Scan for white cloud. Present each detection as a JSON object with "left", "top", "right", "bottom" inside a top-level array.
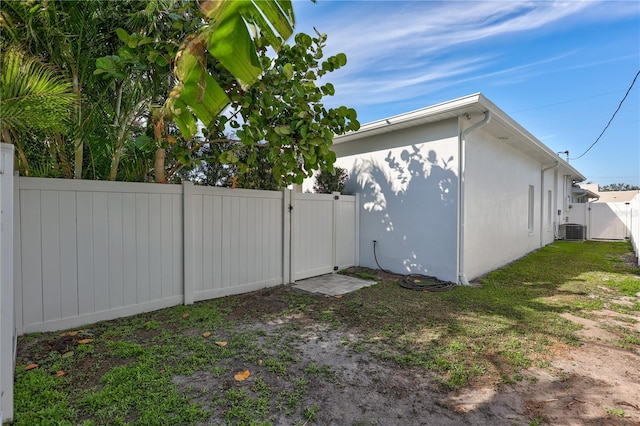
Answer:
[
  {"left": 316, "top": 1, "right": 595, "bottom": 67},
  {"left": 296, "top": 0, "right": 639, "bottom": 109}
]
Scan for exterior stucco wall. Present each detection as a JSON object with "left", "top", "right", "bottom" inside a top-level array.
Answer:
[
  {"left": 558, "top": 175, "right": 574, "bottom": 224},
  {"left": 331, "top": 119, "right": 460, "bottom": 282},
  {"left": 463, "top": 129, "right": 553, "bottom": 280}
]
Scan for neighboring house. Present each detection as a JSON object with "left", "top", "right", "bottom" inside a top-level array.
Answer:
[
  {"left": 309, "top": 93, "right": 587, "bottom": 284},
  {"left": 579, "top": 183, "right": 639, "bottom": 203},
  {"left": 571, "top": 184, "right": 600, "bottom": 204}
]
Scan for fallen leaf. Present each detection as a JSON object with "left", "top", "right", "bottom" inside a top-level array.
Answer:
[
  {"left": 77, "top": 338, "right": 94, "bottom": 344},
  {"left": 25, "top": 363, "right": 39, "bottom": 371},
  {"left": 61, "top": 351, "right": 74, "bottom": 359},
  {"left": 56, "top": 371, "right": 66, "bottom": 377},
  {"left": 215, "top": 341, "right": 228, "bottom": 347},
  {"left": 202, "top": 332, "right": 211, "bottom": 338},
  {"left": 182, "top": 313, "right": 189, "bottom": 319},
  {"left": 258, "top": 359, "right": 263, "bottom": 366},
  {"left": 334, "top": 295, "right": 343, "bottom": 299},
  {"left": 234, "top": 370, "right": 250, "bottom": 381},
  {"left": 160, "top": 369, "right": 165, "bottom": 374}
]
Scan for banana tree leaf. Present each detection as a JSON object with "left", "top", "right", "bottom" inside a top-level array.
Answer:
[
  {"left": 206, "top": 12, "right": 261, "bottom": 88},
  {"left": 173, "top": 48, "right": 229, "bottom": 137},
  {"left": 255, "top": 0, "right": 294, "bottom": 41},
  {"left": 170, "top": 0, "right": 295, "bottom": 138},
  {"left": 169, "top": 97, "right": 198, "bottom": 139}
]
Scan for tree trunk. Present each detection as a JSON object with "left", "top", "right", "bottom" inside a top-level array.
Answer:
[
  {"left": 54, "top": 134, "right": 73, "bottom": 178},
  {"left": 72, "top": 71, "right": 83, "bottom": 179},
  {"left": 2, "top": 128, "right": 30, "bottom": 176},
  {"left": 107, "top": 82, "right": 128, "bottom": 181},
  {"left": 154, "top": 148, "right": 166, "bottom": 183}
]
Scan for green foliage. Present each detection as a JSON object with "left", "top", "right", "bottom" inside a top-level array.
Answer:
[
  {"left": 0, "top": 45, "right": 76, "bottom": 176},
  {"left": 213, "top": 30, "right": 359, "bottom": 187},
  {"left": 169, "top": 0, "right": 295, "bottom": 138},
  {"left": 0, "top": 46, "right": 75, "bottom": 136},
  {"left": 2, "top": 0, "right": 357, "bottom": 185},
  {"left": 184, "top": 139, "right": 281, "bottom": 190},
  {"left": 314, "top": 167, "right": 349, "bottom": 194},
  {"left": 599, "top": 183, "right": 640, "bottom": 191},
  {"left": 185, "top": 31, "right": 359, "bottom": 189}
]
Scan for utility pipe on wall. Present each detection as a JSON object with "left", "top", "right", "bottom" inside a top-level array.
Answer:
[{"left": 457, "top": 111, "right": 491, "bottom": 286}]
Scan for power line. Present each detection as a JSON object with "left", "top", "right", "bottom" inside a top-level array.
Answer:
[{"left": 570, "top": 69, "right": 640, "bottom": 161}]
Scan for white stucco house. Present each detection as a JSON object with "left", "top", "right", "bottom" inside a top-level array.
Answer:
[{"left": 310, "top": 93, "right": 587, "bottom": 284}]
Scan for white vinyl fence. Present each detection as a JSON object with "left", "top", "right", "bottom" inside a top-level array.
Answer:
[
  {"left": 0, "top": 168, "right": 358, "bottom": 422},
  {"left": 185, "top": 184, "right": 286, "bottom": 303},
  {"left": 291, "top": 192, "right": 358, "bottom": 280},
  {"left": 1, "top": 144, "right": 15, "bottom": 422},
  {"left": 12, "top": 178, "right": 359, "bottom": 335},
  {"left": 589, "top": 203, "right": 631, "bottom": 240},
  {"left": 629, "top": 194, "right": 640, "bottom": 264}
]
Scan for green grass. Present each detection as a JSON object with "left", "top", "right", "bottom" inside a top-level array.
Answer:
[
  {"left": 334, "top": 241, "right": 639, "bottom": 390},
  {"left": 604, "top": 407, "right": 626, "bottom": 418},
  {"left": 12, "top": 241, "right": 639, "bottom": 424}
]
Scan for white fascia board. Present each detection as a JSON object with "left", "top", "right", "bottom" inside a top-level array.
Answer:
[
  {"left": 333, "top": 93, "right": 484, "bottom": 144},
  {"left": 332, "top": 92, "right": 587, "bottom": 182}
]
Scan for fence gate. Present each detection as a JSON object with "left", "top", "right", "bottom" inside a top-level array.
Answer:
[
  {"left": 589, "top": 203, "right": 630, "bottom": 240},
  {"left": 291, "top": 192, "right": 358, "bottom": 281}
]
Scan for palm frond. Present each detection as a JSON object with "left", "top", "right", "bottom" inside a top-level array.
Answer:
[{"left": 0, "top": 46, "right": 76, "bottom": 135}]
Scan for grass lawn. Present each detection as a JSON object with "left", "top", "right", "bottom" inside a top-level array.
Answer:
[{"left": 11, "top": 241, "right": 640, "bottom": 425}]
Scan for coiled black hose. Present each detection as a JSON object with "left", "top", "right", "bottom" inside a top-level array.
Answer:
[
  {"left": 373, "top": 241, "right": 456, "bottom": 292},
  {"left": 398, "top": 274, "right": 456, "bottom": 291}
]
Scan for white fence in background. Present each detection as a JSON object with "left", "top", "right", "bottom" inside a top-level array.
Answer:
[
  {"left": 629, "top": 194, "right": 640, "bottom": 264},
  {"left": 12, "top": 178, "right": 359, "bottom": 336},
  {"left": 567, "top": 199, "right": 639, "bottom": 264},
  {"left": 589, "top": 203, "right": 630, "bottom": 240}
]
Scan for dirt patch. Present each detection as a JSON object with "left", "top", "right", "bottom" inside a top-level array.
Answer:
[
  {"left": 163, "top": 286, "right": 638, "bottom": 425},
  {"left": 14, "top": 269, "right": 639, "bottom": 425},
  {"left": 516, "top": 305, "right": 640, "bottom": 425}
]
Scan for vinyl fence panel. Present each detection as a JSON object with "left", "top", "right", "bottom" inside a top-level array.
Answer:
[
  {"left": 13, "top": 180, "right": 358, "bottom": 336},
  {"left": 15, "top": 179, "right": 184, "bottom": 334},
  {"left": 186, "top": 186, "right": 285, "bottom": 302},
  {"left": 292, "top": 192, "right": 359, "bottom": 281},
  {"left": 292, "top": 193, "right": 335, "bottom": 281},
  {"left": 335, "top": 194, "right": 359, "bottom": 270},
  {"left": 589, "top": 203, "right": 628, "bottom": 240}
]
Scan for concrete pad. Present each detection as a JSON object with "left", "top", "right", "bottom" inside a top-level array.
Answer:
[{"left": 292, "top": 273, "right": 377, "bottom": 296}]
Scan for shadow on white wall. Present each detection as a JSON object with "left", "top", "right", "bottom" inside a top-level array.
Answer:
[{"left": 344, "top": 144, "right": 458, "bottom": 278}]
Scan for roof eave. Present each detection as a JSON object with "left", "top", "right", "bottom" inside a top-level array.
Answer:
[{"left": 333, "top": 92, "right": 586, "bottom": 182}]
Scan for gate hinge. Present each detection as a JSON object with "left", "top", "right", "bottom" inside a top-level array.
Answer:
[
  {"left": 334, "top": 195, "right": 339, "bottom": 200},
  {"left": 288, "top": 204, "right": 293, "bottom": 212},
  {"left": 333, "top": 266, "right": 339, "bottom": 271}
]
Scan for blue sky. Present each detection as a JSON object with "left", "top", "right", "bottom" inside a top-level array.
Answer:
[{"left": 292, "top": 0, "right": 640, "bottom": 187}]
